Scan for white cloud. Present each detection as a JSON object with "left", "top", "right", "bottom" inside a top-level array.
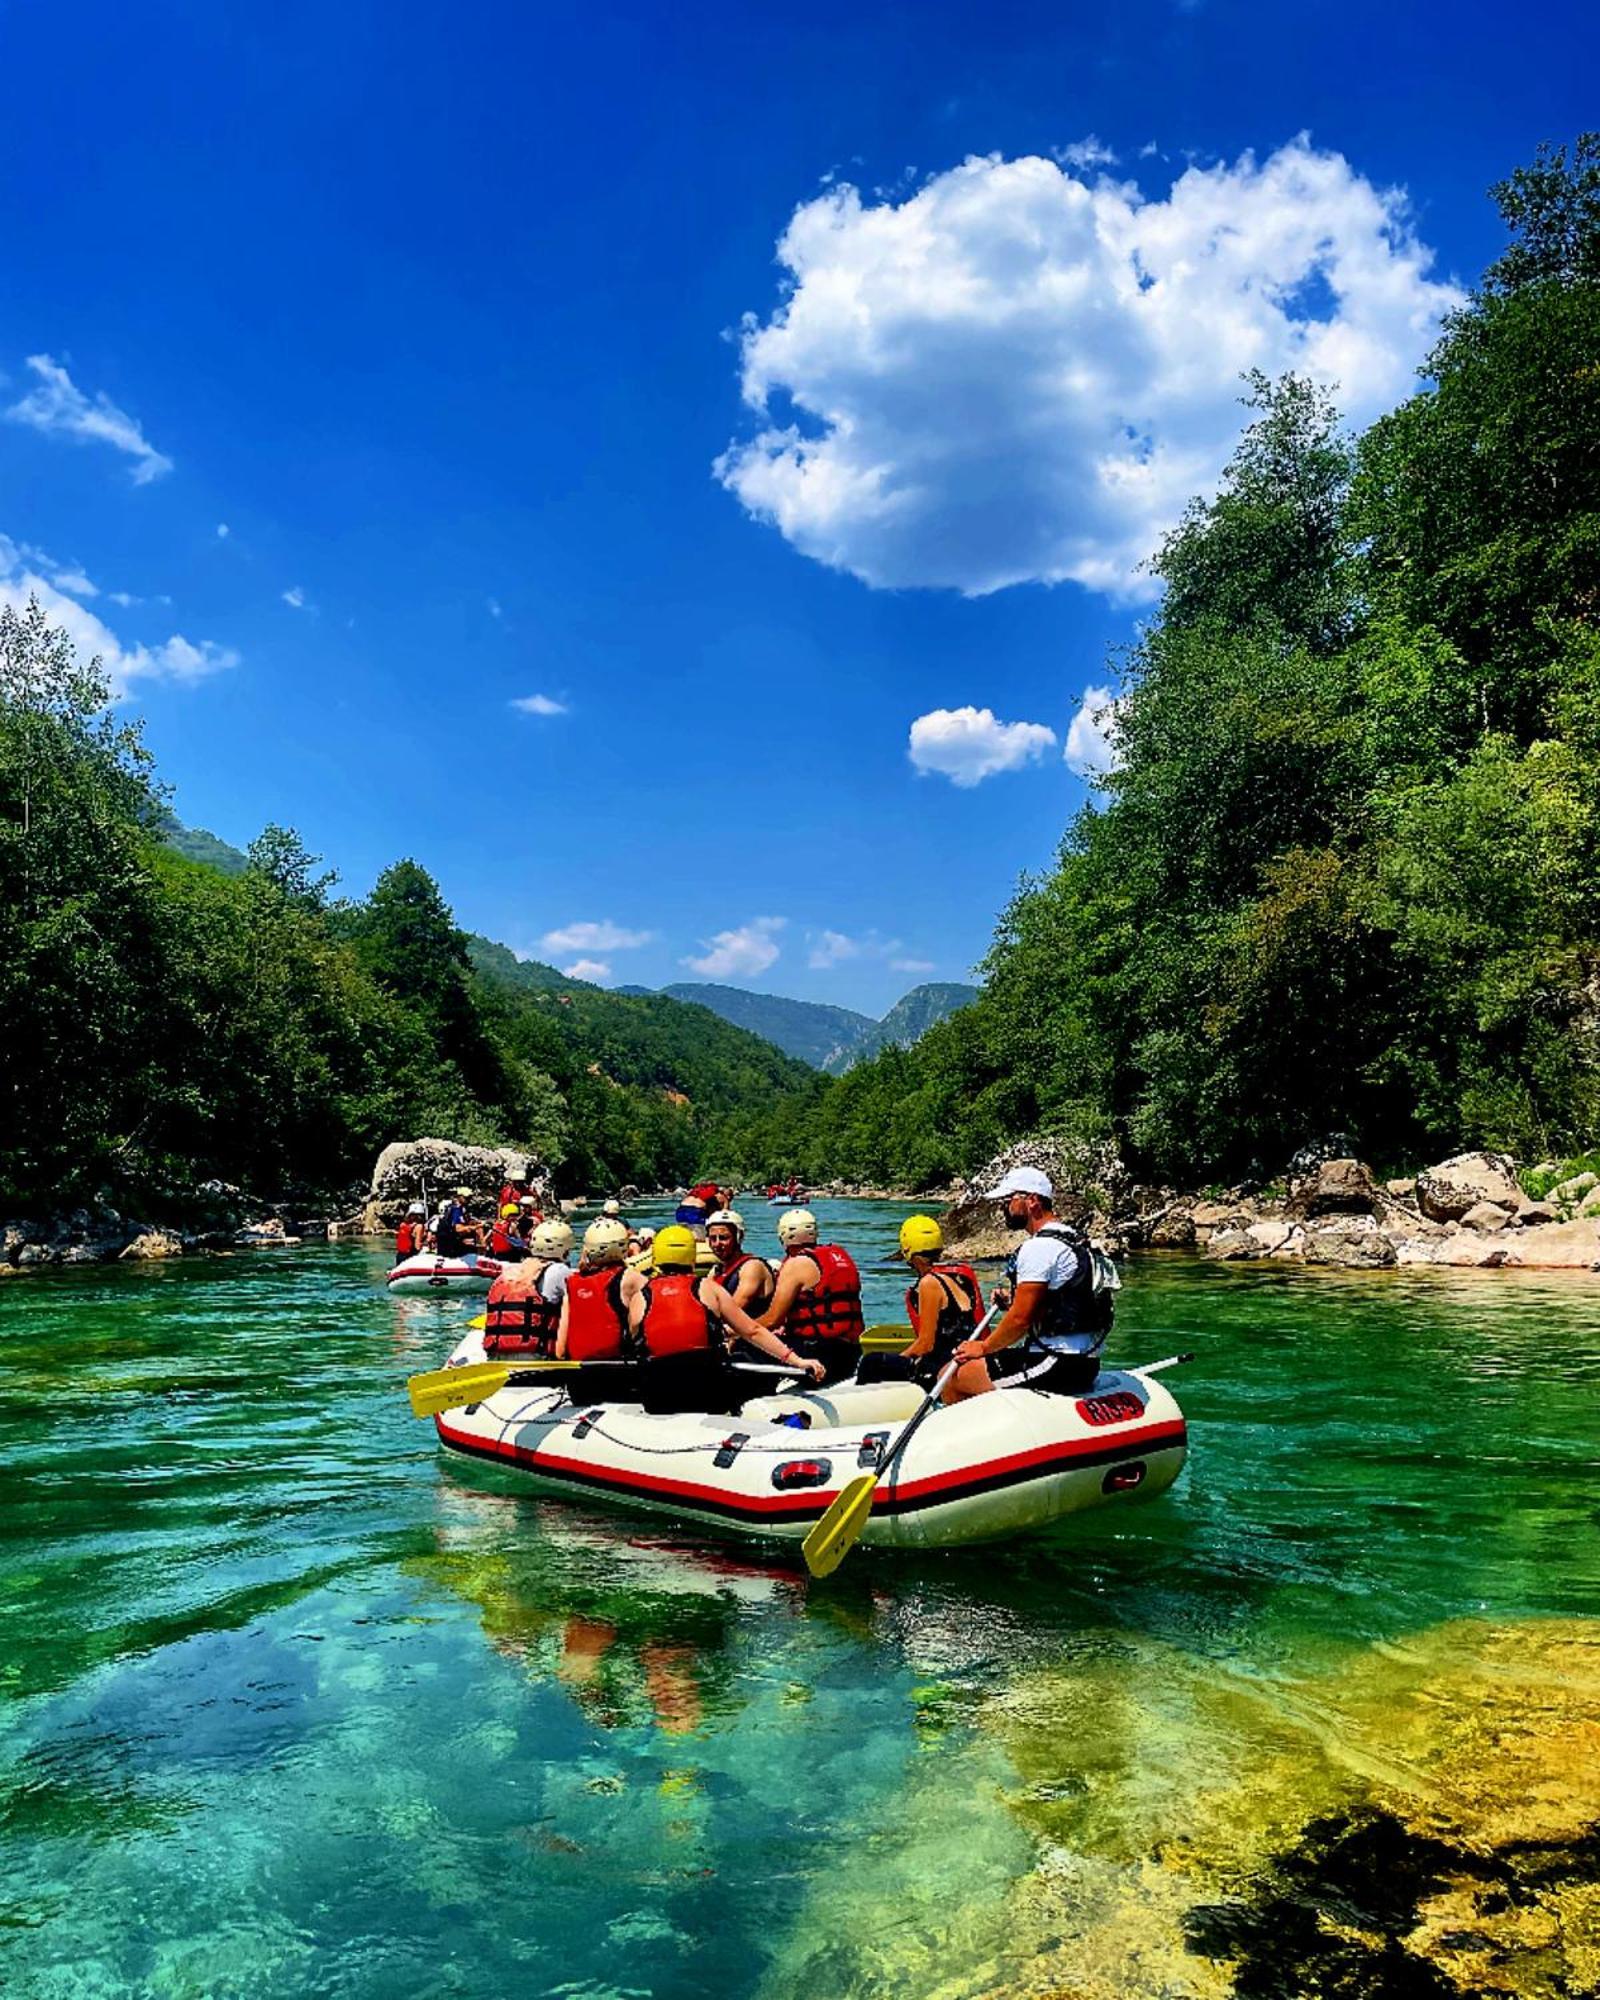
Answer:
[
  {"left": 487, "top": 597, "right": 504, "bottom": 620},
  {"left": 5, "top": 354, "right": 173, "bottom": 485},
  {"left": 1064, "top": 682, "right": 1123, "bottom": 777},
  {"left": 49, "top": 566, "right": 97, "bottom": 599},
  {"left": 717, "top": 138, "right": 1460, "bottom": 598},
  {"left": 808, "top": 929, "right": 860, "bottom": 970},
  {"left": 0, "top": 540, "right": 237, "bottom": 695},
  {"left": 540, "top": 920, "right": 655, "bottom": 955},
  {"left": 511, "top": 693, "right": 568, "bottom": 717},
  {"left": 282, "top": 586, "right": 306, "bottom": 609},
  {"left": 562, "top": 959, "right": 612, "bottom": 983},
  {"left": 890, "top": 956, "right": 936, "bottom": 974},
  {"left": 908, "top": 705, "right": 1057, "bottom": 786},
  {"left": 1056, "top": 136, "right": 1118, "bottom": 168},
  {"left": 216, "top": 523, "right": 230, "bottom": 539},
  {"left": 683, "top": 917, "right": 785, "bottom": 980}
]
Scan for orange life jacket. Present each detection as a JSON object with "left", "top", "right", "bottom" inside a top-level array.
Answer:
[
  {"left": 564, "top": 1265, "right": 629, "bottom": 1361},
  {"left": 639, "top": 1271, "right": 717, "bottom": 1358},
  {"left": 784, "top": 1243, "right": 864, "bottom": 1343},
  {"left": 484, "top": 1258, "right": 561, "bottom": 1356},
  {"left": 906, "top": 1261, "right": 983, "bottom": 1354},
  {"left": 489, "top": 1219, "right": 524, "bottom": 1259},
  {"left": 395, "top": 1220, "right": 421, "bottom": 1259}
]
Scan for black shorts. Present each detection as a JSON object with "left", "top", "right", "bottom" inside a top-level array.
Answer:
[
  {"left": 640, "top": 1349, "right": 738, "bottom": 1417},
  {"left": 786, "top": 1333, "right": 862, "bottom": 1385},
  {"left": 989, "top": 1347, "right": 1100, "bottom": 1396}
]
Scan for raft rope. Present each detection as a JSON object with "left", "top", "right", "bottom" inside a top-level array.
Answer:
[{"left": 491, "top": 1388, "right": 883, "bottom": 1459}]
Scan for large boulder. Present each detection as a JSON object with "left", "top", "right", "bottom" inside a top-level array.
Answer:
[
  {"left": 1286, "top": 1157, "right": 1381, "bottom": 1220},
  {"left": 1302, "top": 1214, "right": 1397, "bottom": 1268},
  {"left": 1415, "top": 1151, "right": 1521, "bottom": 1223},
  {"left": 940, "top": 1135, "right": 1128, "bottom": 1262},
  {"left": 365, "top": 1139, "right": 557, "bottom": 1232},
  {"left": 119, "top": 1230, "right": 183, "bottom": 1261}
]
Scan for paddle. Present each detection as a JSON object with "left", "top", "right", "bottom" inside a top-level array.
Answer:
[
  {"left": 859, "top": 1323, "right": 914, "bottom": 1353},
  {"left": 801, "top": 1301, "right": 1003, "bottom": 1579},
  {"left": 407, "top": 1356, "right": 805, "bottom": 1421}
]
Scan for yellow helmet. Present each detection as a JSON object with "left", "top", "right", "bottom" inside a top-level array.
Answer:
[
  {"left": 652, "top": 1225, "right": 699, "bottom": 1270},
  {"left": 582, "top": 1218, "right": 630, "bottom": 1264},
  {"left": 776, "top": 1207, "right": 818, "bottom": 1247},
  {"left": 500, "top": 1203, "right": 520, "bottom": 1219},
  {"left": 898, "top": 1214, "right": 944, "bottom": 1258}
]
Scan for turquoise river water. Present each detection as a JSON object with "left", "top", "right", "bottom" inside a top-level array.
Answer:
[{"left": 3, "top": 1196, "right": 1599, "bottom": 1999}]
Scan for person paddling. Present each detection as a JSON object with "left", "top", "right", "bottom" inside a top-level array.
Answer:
[
  {"left": 705, "top": 1208, "right": 774, "bottom": 1313},
  {"left": 629, "top": 1225, "right": 822, "bottom": 1415},
  {"left": 436, "top": 1187, "right": 482, "bottom": 1258},
  {"left": 946, "top": 1168, "right": 1108, "bottom": 1400},
  {"left": 758, "top": 1208, "right": 864, "bottom": 1384}
]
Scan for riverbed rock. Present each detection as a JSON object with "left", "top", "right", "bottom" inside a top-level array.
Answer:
[
  {"left": 1302, "top": 1214, "right": 1397, "bottom": 1267},
  {"left": 1431, "top": 1233, "right": 1510, "bottom": 1266},
  {"left": 1287, "top": 1157, "right": 1381, "bottom": 1219},
  {"left": 119, "top": 1229, "right": 183, "bottom": 1261},
  {"left": 1552, "top": 1170, "right": 1598, "bottom": 1205},
  {"left": 1415, "top": 1150, "right": 1522, "bottom": 1223},
  {"left": 1499, "top": 1218, "right": 1600, "bottom": 1268},
  {"left": 1246, "top": 1219, "right": 1294, "bottom": 1255},
  {"left": 1384, "top": 1175, "right": 1416, "bottom": 1199},
  {"left": 941, "top": 1135, "right": 1130, "bottom": 1261},
  {"left": 1459, "top": 1199, "right": 1511, "bottom": 1233},
  {"left": 365, "top": 1139, "right": 557, "bottom": 1233},
  {"left": 1515, "top": 1196, "right": 1559, "bottom": 1226},
  {"left": 1146, "top": 1207, "right": 1197, "bottom": 1251}
]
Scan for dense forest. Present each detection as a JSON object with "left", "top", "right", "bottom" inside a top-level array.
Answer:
[
  {"left": 0, "top": 631, "right": 815, "bottom": 1211},
  {"left": 744, "top": 136, "right": 1600, "bottom": 1190}
]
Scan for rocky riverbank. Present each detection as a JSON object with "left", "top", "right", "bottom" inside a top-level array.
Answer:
[
  {"left": 0, "top": 1137, "right": 555, "bottom": 1275},
  {"left": 941, "top": 1137, "right": 1600, "bottom": 1273}
]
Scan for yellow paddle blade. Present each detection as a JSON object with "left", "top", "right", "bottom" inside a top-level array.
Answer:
[
  {"left": 407, "top": 1359, "right": 515, "bottom": 1419},
  {"left": 801, "top": 1472, "right": 880, "bottom": 1578},
  {"left": 468, "top": 1313, "right": 486, "bottom": 1331},
  {"left": 860, "top": 1324, "right": 913, "bottom": 1353}
]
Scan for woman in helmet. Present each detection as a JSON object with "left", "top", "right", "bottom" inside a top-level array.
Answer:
[
  {"left": 757, "top": 1208, "right": 865, "bottom": 1385},
  {"left": 629, "top": 1225, "right": 823, "bottom": 1415},
  {"left": 704, "top": 1208, "right": 774, "bottom": 1313},
  {"left": 483, "top": 1219, "right": 574, "bottom": 1357},
  {"left": 489, "top": 1203, "right": 527, "bottom": 1261},
  {"left": 394, "top": 1201, "right": 427, "bottom": 1263},
  {"left": 557, "top": 1217, "right": 647, "bottom": 1399},
  {"left": 897, "top": 1214, "right": 983, "bottom": 1386}
]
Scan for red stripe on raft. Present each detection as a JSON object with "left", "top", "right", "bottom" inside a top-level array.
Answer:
[{"left": 435, "top": 1412, "right": 1186, "bottom": 1521}]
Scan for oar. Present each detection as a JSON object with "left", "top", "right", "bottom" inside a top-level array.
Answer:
[
  {"left": 860, "top": 1323, "right": 913, "bottom": 1353},
  {"left": 1127, "top": 1352, "right": 1195, "bottom": 1377},
  {"left": 407, "top": 1356, "right": 805, "bottom": 1421},
  {"left": 802, "top": 1302, "right": 1003, "bottom": 1579}
]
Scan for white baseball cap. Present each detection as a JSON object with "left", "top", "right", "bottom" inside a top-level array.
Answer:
[{"left": 985, "top": 1166, "right": 1053, "bottom": 1201}]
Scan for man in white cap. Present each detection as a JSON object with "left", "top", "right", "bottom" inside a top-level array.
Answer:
[{"left": 946, "top": 1168, "right": 1107, "bottom": 1400}]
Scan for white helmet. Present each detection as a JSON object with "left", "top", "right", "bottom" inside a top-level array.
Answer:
[
  {"left": 406, "top": 1201, "right": 425, "bottom": 1215},
  {"left": 706, "top": 1208, "right": 744, "bottom": 1237},
  {"left": 603, "top": 1198, "right": 622, "bottom": 1216},
  {"left": 776, "top": 1207, "right": 818, "bottom": 1247},
  {"left": 531, "top": 1220, "right": 574, "bottom": 1259},
  {"left": 582, "top": 1217, "right": 630, "bottom": 1264}
]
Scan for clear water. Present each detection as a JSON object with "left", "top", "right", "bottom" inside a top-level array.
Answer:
[{"left": 3, "top": 1197, "right": 1599, "bottom": 1998}]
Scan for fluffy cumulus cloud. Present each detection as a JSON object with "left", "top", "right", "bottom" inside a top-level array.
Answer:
[
  {"left": 807, "top": 927, "right": 924, "bottom": 972},
  {"left": 1064, "top": 682, "right": 1122, "bottom": 777},
  {"left": 511, "top": 693, "right": 568, "bottom": 717},
  {"left": 0, "top": 538, "right": 237, "bottom": 694},
  {"left": 683, "top": 917, "right": 785, "bottom": 980},
  {"left": 562, "top": 959, "right": 612, "bottom": 983},
  {"left": 908, "top": 705, "right": 1056, "bottom": 786},
  {"left": 540, "top": 920, "right": 655, "bottom": 955},
  {"left": 5, "top": 355, "right": 173, "bottom": 485},
  {"left": 717, "top": 139, "right": 1461, "bottom": 598}
]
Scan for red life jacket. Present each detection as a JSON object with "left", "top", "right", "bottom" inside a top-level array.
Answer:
[
  {"left": 639, "top": 1271, "right": 716, "bottom": 1358},
  {"left": 484, "top": 1259, "right": 562, "bottom": 1356},
  {"left": 395, "top": 1220, "right": 421, "bottom": 1259},
  {"left": 784, "top": 1243, "right": 864, "bottom": 1343},
  {"left": 489, "top": 1220, "right": 521, "bottom": 1258},
  {"left": 714, "top": 1249, "right": 772, "bottom": 1298},
  {"left": 564, "top": 1265, "right": 629, "bottom": 1361},
  {"left": 906, "top": 1261, "right": 983, "bottom": 1353}
]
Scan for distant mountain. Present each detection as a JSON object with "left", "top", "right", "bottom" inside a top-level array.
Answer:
[
  {"left": 850, "top": 983, "right": 982, "bottom": 1066},
  {"left": 660, "top": 983, "right": 876, "bottom": 1069},
  {"left": 658, "top": 979, "right": 978, "bottom": 1071},
  {"left": 157, "top": 813, "right": 248, "bottom": 876}
]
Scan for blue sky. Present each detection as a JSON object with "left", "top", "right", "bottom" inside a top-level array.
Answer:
[{"left": 3, "top": 0, "right": 1594, "bottom": 1012}]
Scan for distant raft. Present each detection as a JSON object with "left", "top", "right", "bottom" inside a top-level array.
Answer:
[
  {"left": 426, "top": 1330, "right": 1187, "bottom": 1550},
  {"left": 387, "top": 1253, "right": 503, "bottom": 1296}
]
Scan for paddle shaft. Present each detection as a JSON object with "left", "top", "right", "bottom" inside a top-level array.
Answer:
[{"left": 1128, "top": 1352, "right": 1196, "bottom": 1377}]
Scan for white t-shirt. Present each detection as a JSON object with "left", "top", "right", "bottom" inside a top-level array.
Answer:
[
  {"left": 539, "top": 1261, "right": 571, "bottom": 1307},
  {"left": 1013, "top": 1229, "right": 1088, "bottom": 1356}
]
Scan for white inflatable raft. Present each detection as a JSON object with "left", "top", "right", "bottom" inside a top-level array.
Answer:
[
  {"left": 429, "top": 1333, "right": 1186, "bottom": 1550},
  {"left": 388, "top": 1253, "right": 503, "bottom": 1296}
]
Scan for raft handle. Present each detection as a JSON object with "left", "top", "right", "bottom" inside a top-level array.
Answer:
[{"left": 713, "top": 1432, "right": 750, "bottom": 1468}]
